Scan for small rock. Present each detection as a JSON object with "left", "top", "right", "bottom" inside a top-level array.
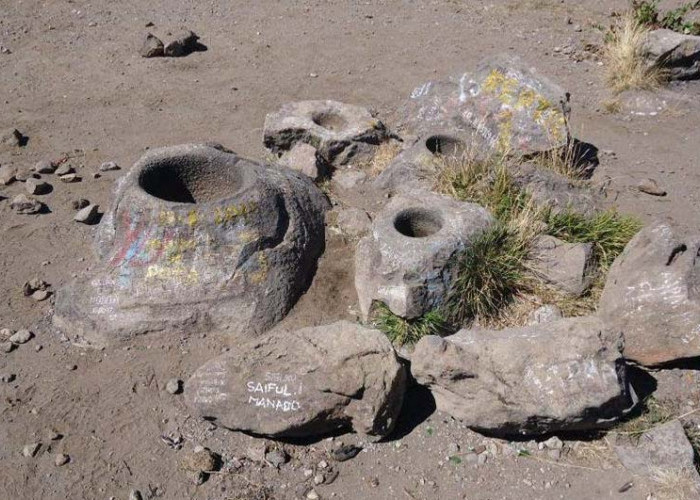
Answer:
[
  {"left": 548, "top": 449, "right": 561, "bottom": 461},
  {"left": 55, "top": 163, "right": 73, "bottom": 176},
  {"left": 181, "top": 447, "right": 217, "bottom": 472},
  {"left": 313, "top": 473, "right": 324, "bottom": 485},
  {"left": 1, "top": 373, "right": 16, "bottom": 383},
  {"left": 98, "top": 161, "right": 120, "bottom": 172},
  {"left": 0, "top": 164, "right": 16, "bottom": 185},
  {"left": 0, "top": 45, "right": 11, "bottom": 54},
  {"left": 0, "top": 128, "right": 23, "bottom": 149},
  {"left": 332, "top": 444, "right": 362, "bottom": 462},
  {"left": 34, "top": 160, "right": 56, "bottom": 174},
  {"left": 544, "top": 436, "right": 564, "bottom": 450},
  {"left": 47, "top": 429, "right": 62, "bottom": 441},
  {"left": 140, "top": 33, "right": 164, "bottom": 58},
  {"left": 527, "top": 305, "right": 563, "bottom": 325},
  {"left": 54, "top": 453, "right": 69, "bottom": 466},
  {"left": 165, "top": 378, "right": 182, "bottom": 395},
  {"left": 10, "top": 329, "right": 33, "bottom": 344},
  {"left": 164, "top": 30, "right": 200, "bottom": 57},
  {"left": 279, "top": 143, "right": 323, "bottom": 180},
  {"left": 72, "top": 198, "right": 90, "bottom": 210},
  {"left": 129, "top": 490, "right": 143, "bottom": 500},
  {"left": 15, "top": 168, "right": 37, "bottom": 182},
  {"left": 303, "top": 468, "right": 314, "bottom": 478},
  {"left": 332, "top": 170, "right": 367, "bottom": 190},
  {"left": 32, "top": 290, "right": 50, "bottom": 301},
  {"left": 0, "top": 328, "right": 11, "bottom": 341},
  {"left": 10, "top": 194, "right": 43, "bottom": 214},
  {"left": 25, "top": 178, "right": 51, "bottom": 195},
  {"left": 265, "top": 449, "right": 289, "bottom": 468},
  {"left": 447, "top": 442, "right": 460, "bottom": 455},
  {"left": 335, "top": 207, "right": 371, "bottom": 238},
  {"left": 23, "top": 278, "right": 48, "bottom": 296},
  {"left": 22, "top": 443, "right": 40, "bottom": 457},
  {"left": 638, "top": 178, "right": 666, "bottom": 197},
  {"left": 1, "top": 342, "right": 14, "bottom": 353},
  {"left": 477, "top": 453, "right": 488, "bottom": 465},
  {"left": 318, "top": 460, "right": 329, "bottom": 469},
  {"left": 74, "top": 204, "right": 100, "bottom": 224},
  {"left": 60, "top": 173, "right": 79, "bottom": 183},
  {"left": 306, "top": 490, "right": 319, "bottom": 500}
]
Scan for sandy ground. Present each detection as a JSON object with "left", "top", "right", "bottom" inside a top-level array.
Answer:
[{"left": 2, "top": 1, "right": 700, "bottom": 499}]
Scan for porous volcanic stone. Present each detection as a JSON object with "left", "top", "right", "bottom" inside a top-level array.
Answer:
[
  {"left": 355, "top": 190, "right": 494, "bottom": 320},
  {"left": 411, "top": 316, "right": 634, "bottom": 435},
  {"left": 185, "top": 321, "right": 406, "bottom": 439},
  {"left": 53, "top": 144, "right": 328, "bottom": 347},
  {"left": 643, "top": 29, "right": 700, "bottom": 80},
  {"left": 264, "top": 100, "right": 389, "bottom": 167},
  {"left": 279, "top": 142, "right": 323, "bottom": 180},
  {"left": 599, "top": 222, "right": 700, "bottom": 366}
]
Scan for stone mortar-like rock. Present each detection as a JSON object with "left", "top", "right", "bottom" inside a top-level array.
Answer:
[
  {"left": 355, "top": 190, "right": 494, "bottom": 320},
  {"left": 599, "top": 221, "right": 700, "bottom": 367},
  {"left": 411, "top": 316, "right": 635, "bottom": 435},
  {"left": 263, "top": 100, "right": 388, "bottom": 167},
  {"left": 185, "top": 321, "right": 406, "bottom": 440},
  {"left": 53, "top": 143, "right": 328, "bottom": 348}
]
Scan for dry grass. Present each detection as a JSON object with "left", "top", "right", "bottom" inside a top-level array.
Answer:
[
  {"left": 602, "top": 12, "right": 667, "bottom": 94},
  {"left": 364, "top": 140, "right": 402, "bottom": 177},
  {"left": 650, "top": 467, "right": 700, "bottom": 500},
  {"left": 602, "top": 97, "right": 623, "bottom": 114}
]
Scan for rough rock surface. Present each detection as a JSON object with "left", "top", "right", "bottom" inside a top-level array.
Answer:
[
  {"left": 263, "top": 100, "right": 388, "bottom": 167},
  {"left": 53, "top": 143, "right": 328, "bottom": 348},
  {"left": 411, "top": 316, "right": 634, "bottom": 435},
  {"left": 529, "top": 235, "right": 594, "bottom": 296},
  {"left": 279, "top": 142, "right": 323, "bottom": 180},
  {"left": 140, "top": 33, "right": 164, "bottom": 58},
  {"left": 164, "top": 30, "right": 200, "bottom": 57},
  {"left": 0, "top": 164, "right": 16, "bottom": 185},
  {"left": 614, "top": 421, "right": 700, "bottom": 485},
  {"left": 355, "top": 190, "right": 494, "bottom": 320},
  {"left": 374, "top": 138, "right": 444, "bottom": 194},
  {"left": 399, "top": 54, "right": 569, "bottom": 156},
  {"left": 185, "top": 321, "right": 406, "bottom": 439},
  {"left": 526, "top": 304, "right": 563, "bottom": 325},
  {"left": 335, "top": 207, "right": 371, "bottom": 238},
  {"left": 643, "top": 29, "right": 700, "bottom": 80},
  {"left": 599, "top": 222, "right": 700, "bottom": 366},
  {"left": 0, "top": 128, "right": 23, "bottom": 150},
  {"left": 10, "top": 194, "right": 42, "bottom": 214}
]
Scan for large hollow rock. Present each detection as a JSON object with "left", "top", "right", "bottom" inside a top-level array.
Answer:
[
  {"left": 399, "top": 54, "right": 570, "bottom": 156},
  {"left": 411, "top": 317, "right": 634, "bottom": 435},
  {"left": 643, "top": 29, "right": 700, "bottom": 80},
  {"left": 53, "top": 144, "right": 328, "bottom": 348},
  {"left": 263, "top": 100, "right": 389, "bottom": 167},
  {"left": 355, "top": 191, "right": 494, "bottom": 320},
  {"left": 599, "top": 222, "right": 700, "bottom": 367},
  {"left": 185, "top": 321, "right": 406, "bottom": 439}
]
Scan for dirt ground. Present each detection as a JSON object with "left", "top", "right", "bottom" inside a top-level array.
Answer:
[{"left": 2, "top": 1, "right": 700, "bottom": 499}]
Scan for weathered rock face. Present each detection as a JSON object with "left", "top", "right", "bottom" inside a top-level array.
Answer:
[
  {"left": 643, "top": 29, "right": 700, "bottom": 80},
  {"left": 374, "top": 137, "right": 453, "bottom": 194},
  {"left": 53, "top": 144, "right": 328, "bottom": 348},
  {"left": 529, "top": 235, "right": 594, "bottom": 296},
  {"left": 411, "top": 317, "right": 634, "bottom": 435},
  {"left": 263, "top": 100, "right": 388, "bottom": 167},
  {"left": 399, "top": 54, "right": 569, "bottom": 156},
  {"left": 355, "top": 191, "right": 494, "bottom": 320},
  {"left": 599, "top": 222, "right": 700, "bottom": 366},
  {"left": 185, "top": 321, "right": 406, "bottom": 439}
]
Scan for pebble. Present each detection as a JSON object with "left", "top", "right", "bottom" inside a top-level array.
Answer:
[
  {"left": 163, "top": 30, "right": 199, "bottom": 57},
  {"left": 66, "top": 364, "right": 77, "bottom": 371},
  {"left": 22, "top": 443, "right": 40, "bottom": 457},
  {"left": 15, "top": 168, "right": 37, "bottom": 182},
  {"left": 447, "top": 442, "right": 460, "bottom": 455},
  {"left": 332, "top": 444, "right": 361, "bottom": 462},
  {"left": 318, "top": 460, "right": 329, "bottom": 469},
  {"left": 23, "top": 278, "right": 48, "bottom": 296},
  {"left": 34, "top": 159, "right": 56, "bottom": 174},
  {"left": 74, "top": 204, "right": 100, "bottom": 224},
  {"left": 32, "top": 289, "right": 50, "bottom": 301},
  {"left": 55, "top": 163, "right": 73, "bottom": 176},
  {"left": 265, "top": 449, "right": 289, "bottom": 467},
  {"left": 1, "top": 373, "right": 16, "bottom": 383},
  {"left": 72, "top": 198, "right": 90, "bottom": 210},
  {"left": 48, "top": 429, "right": 62, "bottom": 441},
  {"left": 140, "top": 33, "right": 164, "bottom": 58},
  {"left": 10, "top": 194, "right": 43, "bottom": 214},
  {"left": 0, "top": 328, "right": 10, "bottom": 341},
  {"left": 60, "top": 173, "right": 79, "bottom": 183},
  {"left": 544, "top": 436, "right": 564, "bottom": 450},
  {"left": 129, "top": 490, "right": 143, "bottom": 500},
  {"left": 0, "top": 164, "right": 16, "bottom": 185},
  {"left": 1, "top": 342, "right": 14, "bottom": 353},
  {"left": 182, "top": 447, "right": 217, "bottom": 472},
  {"left": 10, "top": 329, "right": 33, "bottom": 344},
  {"left": 165, "top": 378, "right": 182, "bottom": 395},
  {"left": 638, "top": 178, "right": 666, "bottom": 197},
  {"left": 0, "top": 128, "right": 22, "bottom": 148},
  {"left": 99, "top": 161, "right": 120, "bottom": 172},
  {"left": 303, "top": 468, "right": 314, "bottom": 478},
  {"left": 54, "top": 453, "right": 69, "bottom": 466},
  {"left": 306, "top": 490, "right": 319, "bottom": 500},
  {"left": 313, "top": 473, "right": 325, "bottom": 485}
]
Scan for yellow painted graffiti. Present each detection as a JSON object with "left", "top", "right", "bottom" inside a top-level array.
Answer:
[
  {"left": 214, "top": 203, "right": 256, "bottom": 225},
  {"left": 158, "top": 209, "right": 201, "bottom": 228},
  {"left": 249, "top": 252, "right": 269, "bottom": 284}
]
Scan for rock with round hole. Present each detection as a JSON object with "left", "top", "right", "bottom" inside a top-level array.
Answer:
[
  {"left": 52, "top": 143, "right": 328, "bottom": 348},
  {"left": 263, "top": 100, "right": 389, "bottom": 167},
  {"left": 399, "top": 54, "right": 569, "bottom": 156},
  {"left": 185, "top": 321, "right": 406, "bottom": 440},
  {"left": 354, "top": 190, "right": 494, "bottom": 320},
  {"left": 599, "top": 222, "right": 700, "bottom": 367}
]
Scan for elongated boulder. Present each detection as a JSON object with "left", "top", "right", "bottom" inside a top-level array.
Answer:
[
  {"left": 399, "top": 54, "right": 570, "bottom": 156},
  {"left": 599, "top": 222, "right": 700, "bottom": 366},
  {"left": 185, "top": 321, "right": 406, "bottom": 439},
  {"left": 53, "top": 143, "right": 328, "bottom": 348},
  {"left": 411, "top": 316, "right": 634, "bottom": 435}
]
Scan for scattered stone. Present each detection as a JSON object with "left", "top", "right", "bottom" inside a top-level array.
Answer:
[
  {"left": 25, "top": 178, "right": 51, "bottom": 195},
  {"left": 332, "top": 170, "right": 367, "bottom": 190},
  {"left": 313, "top": 474, "right": 324, "bottom": 485},
  {"left": 529, "top": 235, "right": 594, "bottom": 296},
  {"left": 643, "top": 29, "right": 700, "bottom": 80},
  {"left": 332, "top": 444, "right": 362, "bottom": 462},
  {"left": 73, "top": 204, "right": 100, "bottom": 224},
  {"left": 1, "top": 373, "right": 16, "bottom": 383},
  {"left": 335, "top": 207, "right": 371, "bottom": 238},
  {"left": 34, "top": 159, "right": 56, "bottom": 174},
  {"left": 164, "top": 30, "right": 200, "bottom": 57},
  {"left": 279, "top": 143, "right": 324, "bottom": 180},
  {"left": 10, "top": 194, "right": 43, "bottom": 214},
  {"left": 1, "top": 342, "right": 14, "bottom": 353},
  {"left": 527, "top": 304, "right": 563, "bottom": 325},
  {"left": 71, "top": 198, "right": 90, "bottom": 210},
  {"left": 355, "top": 190, "right": 494, "bottom": 320},
  {"left": 637, "top": 178, "right": 666, "bottom": 197},
  {"left": 181, "top": 447, "right": 218, "bottom": 472},
  {"left": 129, "top": 490, "right": 143, "bottom": 500},
  {"left": 265, "top": 449, "right": 289, "bottom": 468},
  {"left": 165, "top": 378, "right": 182, "bottom": 395},
  {"left": 59, "top": 173, "right": 79, "bottom": 183},
  {"left": 411, "top": 317, "right": 634, "bottom": 435},
  {"left": 264, "top": 100, "right": 389, "bottom": 167},
  {"left": 54, "top": 453, "right": 69, "bottom": 466},
  {"left": 15, "top": 168, "right": 37, "bottom": 182},
  {"left": 47, "top": 429, "right": 62, "bottom": 441},
  {"left": 0, "top": 164, "right": 16, "bottom": 185},
  {"left": 54, "top": 163, "right": 73, "bottom": 176},
  {"left": 306, "top": 490, "right": 319, "bottom": 500},
  {"left": 23, "top": 278, "right": 48, "bottom": 296},
  {"left": 186, "top": 321, "right": 406, "bottom": 439},
  {"left": 140, "top": 33, "right": 164, "bottom": 58},
  {"left": 318, "top": 460, "right": 329, "bottom": 469},
  {"left": 98, "top": 161, "right": 120, "bottom": 172},
  {"left": 22, "top": 443, "right": 40, "bottom": 457},
  {"left": 544, "top": 436, "right": 564, "bottom": 450},
  {"left": 0, "top": 128, "right": 23, "bottom": 149},
  {"left": 0, "top": 45, "right": 10, "bottom": 54},
  {"left": 599, "top": 222, "right": 700, "bottom": 366},
  {"left": 32, "top": 290, "right": 50, "bottom": 301},
  {"left": 10, "top": 329, "right": 33, "bottom": 344}
]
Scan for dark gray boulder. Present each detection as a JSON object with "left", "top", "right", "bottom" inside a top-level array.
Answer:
[{"left": 643, "top": 29, "right": 700, "bottom": 80}]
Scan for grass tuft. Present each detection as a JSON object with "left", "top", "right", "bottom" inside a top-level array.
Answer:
[
  {"left": 372, "top": 303, "right": 451, "bottom": 346},
  {"left": 602, "top": 12, "right": 666, "bottom": 94}
]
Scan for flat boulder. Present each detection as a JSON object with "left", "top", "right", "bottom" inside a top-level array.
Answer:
[
  {"left": 185, "top": 321, "right": 406, "bottom": 439},
  {"left": 599, "top": 222, "right": 700, "bottom": 366},
  {"left": 411, "top": 316, "right": 634, "bottom": 435},
  {"left": 643, "top": 29, "right": 700, "bottom": 80}
]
